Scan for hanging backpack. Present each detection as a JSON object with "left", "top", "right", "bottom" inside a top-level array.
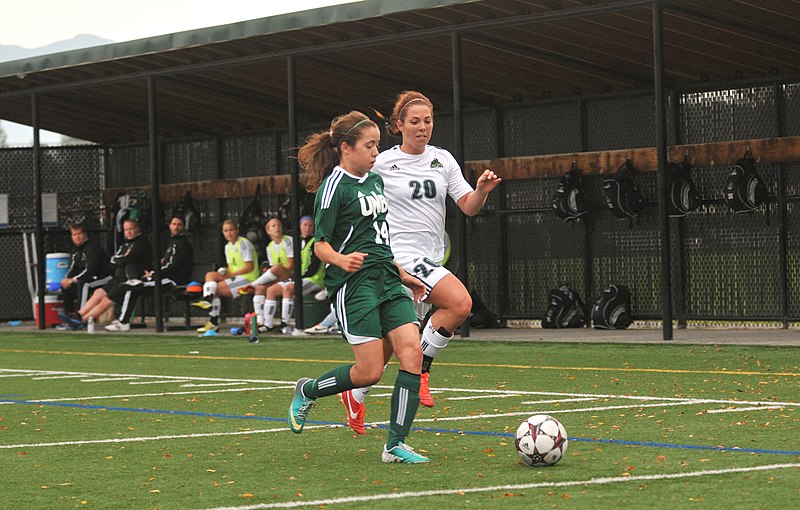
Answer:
[
  {"left": 591, "top": 284, "right": 633, "bottom": 330},
  {"left": 542, "top": 285, "right": 586, "bottom": 329},
  {"left": 111, "top": 190, "right": 151, "bottom": 250},
  {"left": 238, "top": 184, "right": 267, "bottom": 253},
  {"left": 176, "top": 190, "right": 201, "bottom": 234},
  {"left": 724, "top": 151, "right": 768, "bottom": 213},
  {"left": 667, "top": 158, "right": 701, "bottom": 218},
  {"left": 603, "top": 159, "right": 644, "bottom": 222},
  {"left": 552, "top": 163, "right": 590, "bottom": 221}
]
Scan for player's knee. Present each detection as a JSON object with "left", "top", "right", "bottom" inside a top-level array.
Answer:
[{"left": 452, "top": 291, "right": 472, "bottom": 322}]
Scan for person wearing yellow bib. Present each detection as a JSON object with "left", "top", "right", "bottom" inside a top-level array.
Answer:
[
  {"left": 251, "top": 217, "right": 296, "bottom": 333},
  {"left": 194, "top": 220, "right": 284, "bottom": 333},
  {"left": 263, "top": 215, "right": 325, "bottom": 334}
]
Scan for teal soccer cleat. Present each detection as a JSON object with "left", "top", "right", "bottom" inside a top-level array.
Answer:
[
  {"left": 381, "top": 443, "right": 430, "bottom": 464},
  {"left": 288, "top": 378, "right": 316, "bottom": 433}
]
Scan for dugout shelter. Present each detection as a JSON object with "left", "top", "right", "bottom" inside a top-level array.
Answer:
[{"left": 1, "top": 0, "right": 800, "bottom": 338}]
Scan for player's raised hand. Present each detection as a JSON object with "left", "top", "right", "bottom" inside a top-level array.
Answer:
[{"left": 476, "top": 169, "right": 502, "bottom": 193}]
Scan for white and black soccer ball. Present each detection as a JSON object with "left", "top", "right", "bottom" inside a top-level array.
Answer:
[{"left": 514, "top": 414, "right": 568, "bottom": 467}]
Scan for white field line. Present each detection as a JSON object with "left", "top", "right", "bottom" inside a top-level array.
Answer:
[
  {"left": 128, "top": 379, "right": 192, "bottom": 385},
  {"left": 0, "top": 423, "right": 342, "bottom": 449},
  {"left": 446, "top": 393, "right": 525, "bottom": 401},
  {"left": 30, "top": 375, "right": 86, "bottom": 380},
  {"left": 706, "top": 405, "right": 783, "bottom": 414},
  {"left": 79, "top": 377, "right": 139, "bottom": 382},
  {"left": 0, "top": 373, "right": 49, "bottom": 378},
  {"left": 0, "top": 386, "right": 292, "bottom": 405},
  {"left": 200, "top": 463, "right": 800, "bottom": 510},
  {"left": 180, "top": 382, "right": 248, "bottom": 387},
  {"left": 520, "top": 398, "right": 598, "bottom": 405},
  {"left": 3, "top": 369, "right": 798, "bottom": 413}
]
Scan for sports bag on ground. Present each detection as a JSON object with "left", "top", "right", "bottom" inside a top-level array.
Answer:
[
  {"left": 724, "top": 152, "right": 768, "bottom": 213},
  {"left": 667, "top": 159, "right": 701, "bottom": 217},
  {"left": 552, "top": 164, "right": 590, "bottom": 221},
  {"left": 542, "top": 285, "right": 586, "bottom": 328},
  {"left": 603, "top": 159, "right": 644, "bottom": 221},
  {"left": 591, "top": 284, "right": 633, "bottom": 330}
]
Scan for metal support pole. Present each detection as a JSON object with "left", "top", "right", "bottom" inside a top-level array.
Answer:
[
  {"left": 452, "top": 31, "right": 469, "bottom": 338},
  {"left": 653, "top": 4, "right": 673, "bottom": 340},
  {"left": 287, "top": 55, "right": 304, "bottom": 330},
  {"left": 147, "top": 76, "right": 164, "bottom": 332},
  {"left": 32, "top": 94, "right": 46, "bottom": 330},
  {"left": 775, "top": 81, "right": 789, "bottom": 327}
]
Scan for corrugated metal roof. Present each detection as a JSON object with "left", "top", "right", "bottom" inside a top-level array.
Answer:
[{"left": 1, "top": 0, "right": 798, "bottom": 145}]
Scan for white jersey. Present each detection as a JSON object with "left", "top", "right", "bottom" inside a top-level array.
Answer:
[{"left": 373, "top": 145, "right": 473, "bottom": 263}]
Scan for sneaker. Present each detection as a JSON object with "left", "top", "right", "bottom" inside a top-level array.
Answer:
[
  {"left": 196, "top": 321, "right": 219, "bottom": 333},
  {"left": 66, "top": 319, "right": 84, "bottom": 331},
  {"left": 54, "top": 323, "right": 70, "bottom": 331},
  {"left": 281, "top": 324, "right": 293, "bottom": 335},
  {"left": 327, "top": 325, "right": 341, "bottom": 335},
  {"left": 339, "top": 390, "right": 366, "bottom": 435},
  {"left": 419, "top": 372, "right": 434, "bottom": 408},
  {"left": 304, "top": 323, "right": 329, "bottom": 334},
  {"left": 124, "top": 279, "right": 143, "bottom": 287},
  {"left": 58, "top": 311, "right": 80, "bottom": 324},
  {"left": 381, "top": 443, "right": 429, "bottom": 464},
  {"left": 191, "top": 299, "right": 212, "bottom": 310},
  {"left": 288, "top": 378, "right": 316, "bottom": 434},
  {"left": 257, "top": 325, "right": 270, "bottom": 334},
  {"left": 105, "top": 320, "right": 130, "bottom": 332},
  {"left": 314, "top": 288, "right": 328, "bottom": 301}
]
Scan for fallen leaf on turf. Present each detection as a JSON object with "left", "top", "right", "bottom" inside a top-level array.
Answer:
[
  {"left": 149, "top": 490, "right": 160, "bottom": 493},
  {"left": 241, "top": 493, "right": 253, "bottom": 498}
]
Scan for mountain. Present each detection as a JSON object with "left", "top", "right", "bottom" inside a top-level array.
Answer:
[{"left": 0, "top": 34, "right": 115, "bottom": 63}]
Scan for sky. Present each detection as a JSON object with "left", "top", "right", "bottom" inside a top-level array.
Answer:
[{"left": 0, "top": 0, "right": 358, "bottom": 145}]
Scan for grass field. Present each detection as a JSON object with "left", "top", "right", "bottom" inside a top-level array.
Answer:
[{"left": 1, "top": 330, "right": 798, "bottom": 509}]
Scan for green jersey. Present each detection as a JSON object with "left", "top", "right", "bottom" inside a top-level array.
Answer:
[{"left": 314, "top": 166, "right": 398, "bottom": 297}]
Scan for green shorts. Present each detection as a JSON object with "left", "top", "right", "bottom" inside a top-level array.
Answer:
[{"left": 333, "top": 264, "right": 418, "bottom": 345}]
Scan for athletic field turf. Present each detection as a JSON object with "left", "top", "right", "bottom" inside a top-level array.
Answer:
[{"left": 1, "top": 330, "right": 798, "bottom": 509}]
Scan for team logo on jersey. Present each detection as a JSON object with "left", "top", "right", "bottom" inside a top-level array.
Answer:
[
  {"left": 357, "top": 191, "right": 388, "bottom": 219},
  {"left": 430, "top": 158, "right": 444, "bottom": 169}
]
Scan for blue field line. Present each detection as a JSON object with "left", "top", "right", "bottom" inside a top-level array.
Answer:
[{"left": 4, "top": 398, "right": 799, "bottom": 456}]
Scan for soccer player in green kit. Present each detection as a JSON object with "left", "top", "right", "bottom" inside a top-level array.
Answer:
[{"left": 288, "top": 110, "right": 430, "bottom": 464}]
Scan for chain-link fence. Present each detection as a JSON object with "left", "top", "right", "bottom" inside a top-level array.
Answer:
[{"left": 2, "top": 81, "right": 799, "bottom": 325}]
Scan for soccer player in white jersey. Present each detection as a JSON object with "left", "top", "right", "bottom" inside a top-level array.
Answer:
[{"left": 337, "top": 90, "right": 500, "bottom": 433}]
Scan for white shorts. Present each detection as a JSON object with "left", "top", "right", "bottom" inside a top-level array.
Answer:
[
  {"left": 395, "top": 252, "right": 451, "bottom": 295},
  {"left": 278, "top": 278, "right": 323, "bottom": 296},
  {"left": 395, "top": 252, "right": 452, "bottom": 321},
  {"left": 225, "top": 275, "right": 252, "bottom": 299}
]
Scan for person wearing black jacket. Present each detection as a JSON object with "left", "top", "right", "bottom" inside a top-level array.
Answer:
[
  {"left": 62, "top": 219, "right": 152, "bottom": 330},
  {"left": 105, "top": 215, "right": 194, "bottom": 331},
  {"left": 59, "top": 222, "right": 113, "bottom": 317}
]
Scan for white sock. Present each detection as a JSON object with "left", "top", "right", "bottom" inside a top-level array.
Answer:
[
  {"left": 421, "top": 320, "right": 452, "bottom": 359},
  {"left": 253, "top": 295, "right": 266, "bottom": 325},
  {"left": 203, "top": 281, "right": 218, "bottom": 298},
  {"left": 264, "top": 299, "right": 277, "bottom": 327},
  {"left": 352, "top": 364, "right": 386, "bottom": 403},
  {"left": 282, "top": 298, "right": 294, "bottom": 324},
  {"left": 210, "top": 297, "right": 221, "bottom": 318}
]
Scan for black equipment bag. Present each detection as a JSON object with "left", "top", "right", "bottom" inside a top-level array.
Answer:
[
  {"left": 724, "top": 152, "right": 768, "bottom": 213},
  {"left": 591, "top": 284, "right": 633, "bottom": 330},
  {"left": 176, "top": 190, "right": 201, "bottom": 234},
  {"left": 603, "top": 159, "right": 644, "bottom": 221},
  {"left": 552, "top": 164, "right": 590, "bottom": 221},
  {"left": 542, "top": 285, "right": 586, "bottom": 329},
  {"left": 667, "top": 159, "right": 701, "bottom": 218},
  {"left": 237, "top": 184, "right": 268, "bottom": 253}
]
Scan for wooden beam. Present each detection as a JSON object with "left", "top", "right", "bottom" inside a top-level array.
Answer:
[
  {"left": 102, "top": 174, "right": 292, "bottom": 204},
  {"left": 465, "top": 135, "right": 800, "bottom": 179},
  {"left": 104, "top": 136, "right": 800, "bottom": 205}
]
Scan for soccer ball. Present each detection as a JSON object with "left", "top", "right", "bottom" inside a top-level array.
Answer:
[{"left": 514, "top": 414, "right": 568, "bottom": 467}]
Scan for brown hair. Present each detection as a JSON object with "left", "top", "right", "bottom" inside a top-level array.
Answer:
[
  {"left": 299, "top": 111, "right": 377, "bottom": 192},
  {"left": 386, "top": 90, "right": 434, "bottom": 137}
]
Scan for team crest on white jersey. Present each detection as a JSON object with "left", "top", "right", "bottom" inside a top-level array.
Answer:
[
  {"left": 357, "top": 191, "right": 388, "bottom": 219},
  {"left": 430, "top": 158, "right": 444, "bottom": 169}
]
